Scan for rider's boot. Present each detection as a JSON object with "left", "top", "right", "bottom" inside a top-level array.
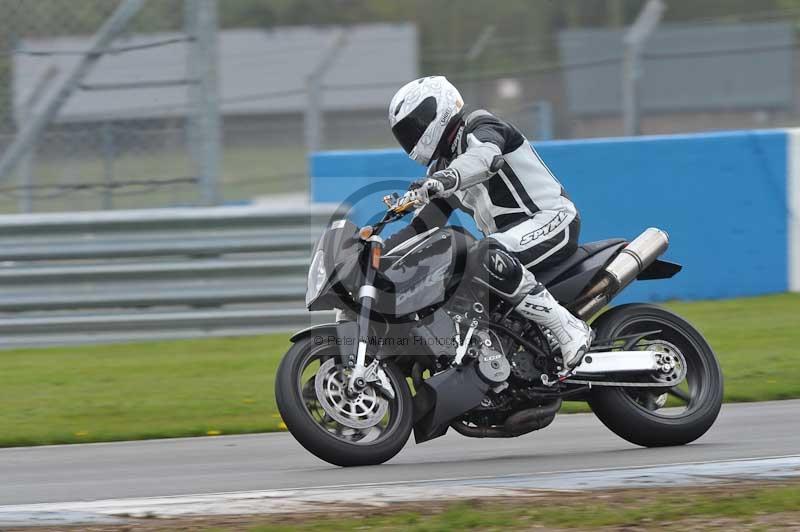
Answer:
[{"left": 514, "top": 284, "right": 593, "bottom": 371}]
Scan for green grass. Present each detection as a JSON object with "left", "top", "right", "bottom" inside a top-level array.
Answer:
[
  {"left": 0, "top": 293, "right": 798, "bottom": 447},
  {"left": 0, "top": 335, "right": 290, "bottom": 447},
  {"left": 236, "top": 481, "right": 800, "bottom": 530},
  {"left": 667, "top": 294, "right": 800, "bottom": 402}
]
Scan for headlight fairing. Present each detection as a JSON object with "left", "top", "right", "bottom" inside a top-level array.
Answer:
[
  {"left": 304, "top": 219, "right": 364, "bottom": 311},
  {"left": 305, "top": 248, "right": 328, "bottom": 307}
]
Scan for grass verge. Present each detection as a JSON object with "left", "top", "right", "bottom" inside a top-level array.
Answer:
[
  {"left": 248, "top": 481, "right": 800, "bottom": 531},
  {"left": 44, "top": 480, "right": 800, "bottom": 531},
  {"left": 0, "top": 293, "right": 798, "bottom": 447}
]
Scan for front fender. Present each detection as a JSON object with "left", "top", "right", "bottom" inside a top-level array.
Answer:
[
  {"left": 290, "top": 322, "right": 337, "bottom": 343},
  {"left": 290, "top": 321, "right": 359, "bottom": 365}
]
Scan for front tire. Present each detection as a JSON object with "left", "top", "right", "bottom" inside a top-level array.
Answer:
[
  {"left": 587, "top": 304, "right": 723, "bottom": 447},
  {"left": 275, "top": 336, "right": 413, "bottom": 466}
]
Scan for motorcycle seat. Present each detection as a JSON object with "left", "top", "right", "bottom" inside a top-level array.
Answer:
[{"left": 535, "top": 238, "right": 626, "bottom": 286}]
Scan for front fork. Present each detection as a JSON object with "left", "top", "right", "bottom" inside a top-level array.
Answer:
[{"left": 347, "top": 236, "right": 395, "bottom": 399}]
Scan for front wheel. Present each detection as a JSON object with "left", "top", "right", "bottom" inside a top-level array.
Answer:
[
  {"left": 587, "top": 304, "right": 723, "bottom": 447},
  {"left": 275, "top": 336, "right": 413, "bottom": 466}
]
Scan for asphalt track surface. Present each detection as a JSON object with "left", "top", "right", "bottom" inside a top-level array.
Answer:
[{"left": 2, "top": 400, "right": 799, "bottom": 506}]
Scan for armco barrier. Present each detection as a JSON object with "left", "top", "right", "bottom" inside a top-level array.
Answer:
[
  {"left": 312, "top": 129, "right": 799, "bottom": 302},
  {"left": 0, "top": 204, "right": 340, "bottom": 348}
]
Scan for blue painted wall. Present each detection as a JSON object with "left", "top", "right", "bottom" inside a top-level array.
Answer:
[{"left": 311, "top": 130, "right": 789, "bottom": 302}]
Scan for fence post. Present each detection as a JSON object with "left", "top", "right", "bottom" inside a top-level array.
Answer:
[
  {"left": 186, "top": 0, "right": 221, "bottom": 206},
  {"left": 101, "top": 121, "right": 115, "bottom": 210},
  {"left": 622, "top": 0, "right": 665, "bottom": 136},
  {"left": 533, "top": 100, "right": 553, "bottom": 141},
  {"left": 305, "top": 30, "right": 347, "bottom": 156},
  {"left": 17, "top": 67, "right": 59, "bottom": 213}
]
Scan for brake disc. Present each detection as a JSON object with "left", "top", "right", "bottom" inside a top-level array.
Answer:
[{"left": 314, "top": 358, "right": 388, "bottom": 429}]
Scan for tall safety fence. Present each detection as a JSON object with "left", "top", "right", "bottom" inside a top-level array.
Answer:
[{"left": 1, "top": 2, "right": 799, "bottom": 215}]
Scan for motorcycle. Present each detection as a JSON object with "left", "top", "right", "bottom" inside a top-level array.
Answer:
[{"left": 275, "top": 167, "right": 723, "bottom": 467}]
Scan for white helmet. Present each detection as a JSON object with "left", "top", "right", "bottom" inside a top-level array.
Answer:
[{"left": 388, "top": 76, "right": 464, "bottom": 166}]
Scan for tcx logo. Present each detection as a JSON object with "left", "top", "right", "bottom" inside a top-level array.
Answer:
[{"left": 523, "top": 301, "right": 551, "bottom": 313}]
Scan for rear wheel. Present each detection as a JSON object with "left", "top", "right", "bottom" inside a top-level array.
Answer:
[
  {"left": 275, "top": 336, "right": 413, "bottom": 466},
  {"left": 587, "top": 304, "right": 723, "bottom": 447}
]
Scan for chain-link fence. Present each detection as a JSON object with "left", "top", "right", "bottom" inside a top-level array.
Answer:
[
  {"left": 0, "top": 0, "right": 221, "bottom": 214},
  {"left": 1, "top": 1, "right": 799, "bottom": 214}
]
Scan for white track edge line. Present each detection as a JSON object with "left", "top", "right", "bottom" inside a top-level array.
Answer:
[{"left": 3, "top": 453, "right": 798, "bottom": 512}]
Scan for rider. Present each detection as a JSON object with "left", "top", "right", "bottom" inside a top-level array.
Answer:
[{"left": 386, "top": 75, "right": 592, "bottom": 370}]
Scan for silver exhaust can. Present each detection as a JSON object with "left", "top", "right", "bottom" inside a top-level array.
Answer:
[
  {"left": 574, "top": 227, "right": 669, "bottom": 319},
  {"left": 605, "top": 227, "right": 669, "bottom": 289}
]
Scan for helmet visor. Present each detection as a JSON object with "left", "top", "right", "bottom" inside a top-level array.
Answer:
[{"left": 391, "top": 96, "right": 437, "bottom": 155}]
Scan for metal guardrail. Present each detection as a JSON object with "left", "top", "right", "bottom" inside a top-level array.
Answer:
[{"left": 0, "top": 204, "right": 342, "bottom": 348}]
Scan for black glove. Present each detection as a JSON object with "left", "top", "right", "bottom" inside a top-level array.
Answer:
[{"left": 429, "top": 168, "right": 460, "bottom": 196}]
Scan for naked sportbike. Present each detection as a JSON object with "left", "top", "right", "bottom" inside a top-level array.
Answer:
[{"left": 276, "top": 178, "right": 723, "bottom": 467}]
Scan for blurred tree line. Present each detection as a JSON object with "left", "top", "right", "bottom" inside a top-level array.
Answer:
[{"left": 2, "top": 0, "right": 800, "bottom": 131}]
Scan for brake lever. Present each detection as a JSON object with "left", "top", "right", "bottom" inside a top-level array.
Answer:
[{"left": 383, "top": 193, "right": 418, "bottom": 215}]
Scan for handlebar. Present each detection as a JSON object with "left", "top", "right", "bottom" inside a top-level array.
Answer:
[
  {"left": 383, "top": 193, "right": 417, "bottom": 215},
  {"left": 367, "top": 157, "right": 508, "bottom": 239},
  {"left": 360, "top": 193, "right": 415, "bottom": 238}
]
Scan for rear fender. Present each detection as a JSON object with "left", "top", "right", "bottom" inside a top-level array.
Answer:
[{"left": 638, "top": 259, "right": 682, "bottom": 280}]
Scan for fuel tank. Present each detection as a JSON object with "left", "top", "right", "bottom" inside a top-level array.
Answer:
[{"left": 377, "top": 226, "right": 475, "bottom": 316}]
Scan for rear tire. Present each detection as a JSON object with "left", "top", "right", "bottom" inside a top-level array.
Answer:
[
  {"left": 587, "top": 304, "right": 723, "bottom": 447},
  {"left": 275, "top": 337, "right": 413, "bottom": 466}
]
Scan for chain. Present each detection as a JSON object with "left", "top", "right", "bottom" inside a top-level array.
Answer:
[{"left": 561, "top": 378, "right": 679, "bottom": 388}]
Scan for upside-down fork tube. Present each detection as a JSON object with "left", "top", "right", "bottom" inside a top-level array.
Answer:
[{"left": 348, "top": 238, "right": 382, "bottom": 393}]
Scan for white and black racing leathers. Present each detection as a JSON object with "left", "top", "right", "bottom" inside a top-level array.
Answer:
[{"left": 386, "top": 108, "right": 581, "bottom": 303}]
